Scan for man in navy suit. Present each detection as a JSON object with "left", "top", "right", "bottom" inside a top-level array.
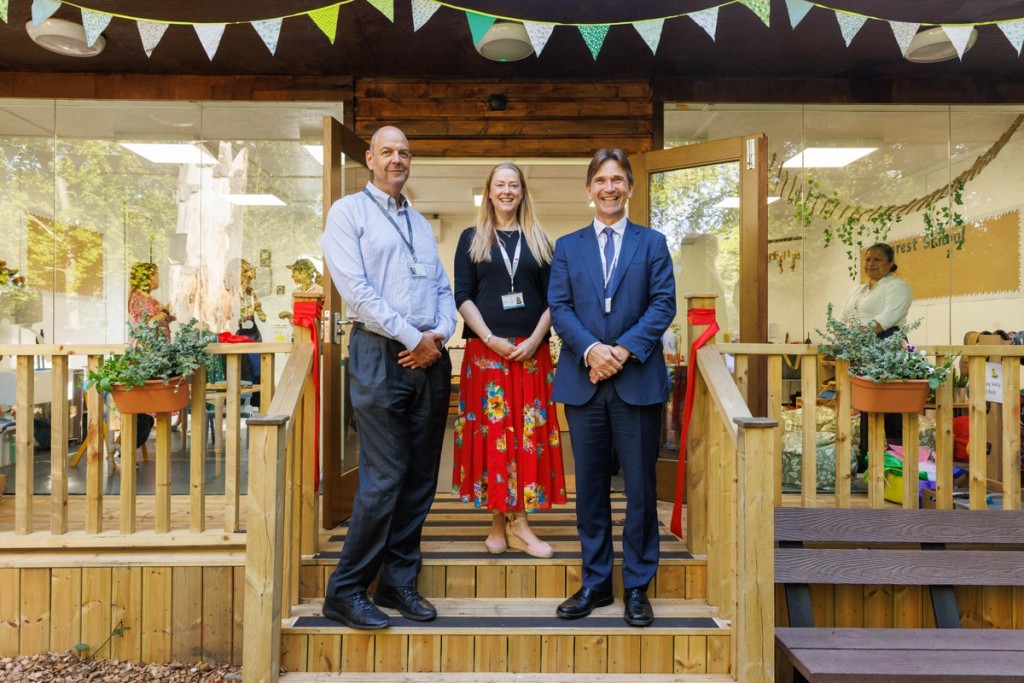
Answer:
[{"left": 548, "top": 149, "right": 676, "bottom": 627}]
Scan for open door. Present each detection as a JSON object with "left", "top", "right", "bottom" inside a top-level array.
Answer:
[
  {"left": 321, "top": 117, "right": 370, "bottom": 529},
  {"left": 630, "top": 135, "right": 768, "bottom": 498}
]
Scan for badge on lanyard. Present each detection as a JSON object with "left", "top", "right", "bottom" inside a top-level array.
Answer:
[
  {"left": 409, "top": 262, "right": 428, "bottom": 278},
  {"left": 502, "top": 292, "right": 525, "bottom": 310},
  {"left": 605, "top": 297, "right": 612, "bottom": 314}
]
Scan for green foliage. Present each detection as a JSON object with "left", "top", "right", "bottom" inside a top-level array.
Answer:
[
  {"left": 816, "top": 304, "right": 951, "bottom": 389},
  {"left": 950, "top": 367, "right": 969, "bottom": 388},
  {"left": 922, "top": 179, "right": 967, "bottom": 253},
  {"left": 85, "top": 316, "right": 217, "bottom": 393}
]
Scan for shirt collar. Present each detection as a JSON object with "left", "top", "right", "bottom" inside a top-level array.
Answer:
[
  {"left": 592, "top": 216, "right": 627, "bottom": 238},
  {"left": 364, "top": 181, "right": 408, "bottom": 212}
]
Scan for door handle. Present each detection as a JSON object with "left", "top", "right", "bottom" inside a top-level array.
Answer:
[{"left": 334, "top": 313, "right": 349, "bottom": 344}]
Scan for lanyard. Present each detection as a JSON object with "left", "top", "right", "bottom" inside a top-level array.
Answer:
[
  {"left": 363, "top": 188, "right": 416, "bottom": 261},
  {"left": 496, "top": 227, "right": 522, "bottom": 293},
  {"left": 602, "top": 231, "right": 619, "bottom": 290}
]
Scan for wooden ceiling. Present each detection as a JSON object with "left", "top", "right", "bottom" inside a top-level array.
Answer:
[{"left": 2, "top": 1, "right": 1024, "bottom": 102}]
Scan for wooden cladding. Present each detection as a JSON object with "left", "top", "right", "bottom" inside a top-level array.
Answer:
[{"left": 355, "top": 79, "right": 654, "bottom": 157}]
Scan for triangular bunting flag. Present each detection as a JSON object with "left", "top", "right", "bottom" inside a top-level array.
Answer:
[
  {"left": 80, "top": 9, "right": 111, "bottom": 48},
  {"left": 785, "top": 0, "right": 813, "bottom": 29},
  {"left": 309, "top": 5, "right": 340, "bottom": 44},
  {"left": 367, "top": 0, "right": 394, "bottom": 22},
  {"left": 466, "top": 11, "right": 496, "bottom": 45},
  {"left": 998, "top": 20, "right": 1024, "bottom": 56},
  {"left": 942, "top": 25, "right": 975, "bottom": 59},
  {"left": 836, "top": 12, "right": 867, "bottom": 47},
  {"left": 1, "top": 0, "right": 8, "bottom": 24},
  {"left": 523, "top": 21, "right": 555, "bottom": 56},
  {"left": 889, "top": 21, "right": 919, "bottom": 56},
  {"left": 633, "top": 19, "right": 664, "bottom": 55},
  {"left": 739, "top": 0, "right": 770, "bottom": 28},
  {"left": 137, "top": 20, "right": 169, "bottom": 57},
  {"left": 252, "top": 18, "right": 282, "bottom": 55},
  {"left": 689, "top": 8, "right": 718, "bottom": 41},
  {"left": 195, "top": 24, "right": 226, "bottom": 60},
  {"left": 31, "top": 0, "right": 61, "bottom": 26},
  {"left": 411, "top": 0, "right": 440, "bottom": 32},
  {"left": 579, "top": 25, "right": 609, "bottom": 60}
]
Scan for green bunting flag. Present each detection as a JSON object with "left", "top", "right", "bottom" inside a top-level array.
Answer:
[
  {"left": 309, "top": 5, "right": 340, "bottom": 44},
  {"left": 466, "top": 11, "right": 496, "bottom": 45},
  {"left": 740, "top": 0, "right": 771, "bottom": 28},
  {"left": 579, "top": 24, "right": 609, "bottom": 60},
  {"left": 367, "top": 0, "right": 394, "bottom": 22}
]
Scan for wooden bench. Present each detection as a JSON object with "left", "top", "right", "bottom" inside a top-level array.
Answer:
[{"left": 775, "top": 507, "right": 1024, "bottom": 683}]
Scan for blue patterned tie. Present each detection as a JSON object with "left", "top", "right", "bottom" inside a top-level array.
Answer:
[{"left": 602, "top": 227, "right": 615, "bottom": 298}]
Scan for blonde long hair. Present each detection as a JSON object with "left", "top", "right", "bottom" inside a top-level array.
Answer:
[{"left": 468, "top": 162, "right": 553, "bottom": 265}]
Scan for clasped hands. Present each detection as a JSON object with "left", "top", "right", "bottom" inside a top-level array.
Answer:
[
  {"left": 587, "top": 343, "right": 630, "bottom": 384},
  {"left": 484, "top": 335, "right": 541, "bottom": 362},
  {"left": 398, "top": 331, "right": 445, "bottom": 369}
]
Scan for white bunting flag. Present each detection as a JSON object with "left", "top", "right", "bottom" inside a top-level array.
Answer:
[
  {"left": 137, "top": 21, "right": 169, "bottom": 58},
  {"left": 195, "top": 23, "right": 227, "bottom": 61},
  {"left": 836, "top": 12, "right": 867, "bottom": 47},
  {"left": 998, "top": 20, "right": 1024, "bottom": 56},
  {"left": 785, "top": 0, "right": 813, "bottom": 29},
  {"left": 689, "top": 7, "right": 719, "bottom": 41},
  {"left": 889, "top": 21, "right": 919, "bottom": 56},
  {"left": 411, "top": 0, "right": 441, "bottom": 31},
  {"left": 633, "top": 19, "right": 664, "bottom": 55},
  {"left": 31, "top": 0, "right": 61, "bottom": 26},
  {"left": 252, "top": 18, "right": 282, "bottom": 55},
  {"left": 523, "top": 22, "right": 555, "bottom": 56},
  {"left": 942, "top": 25, "right": 975, "bottom": 59},
  {"left": 80, "top": 9, "right": 111, "bottom": 47}
]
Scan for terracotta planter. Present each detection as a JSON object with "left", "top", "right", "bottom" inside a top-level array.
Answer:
[
  {"left": 110, "top": 378, "right": 190, "bottom": 414},
  {"left": 850, "top": 375, "right": 930, "bottom": 413}
]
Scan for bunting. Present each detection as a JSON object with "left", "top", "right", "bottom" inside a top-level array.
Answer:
[
  {"left": 308, "top": 5, "right": 340, "bottom": 44},
  {"left": 836, "top": 12, "right": 867, "bottom": 47},
  {"left": 251, "top": 18, "right": 282, "bottom": 55},
  {"left": 1, "top": 0, "right": 8, "bottom": 24},
  {"left": 998, "top": 20, "right": 1024, "bottom": 56},
  {"left": 690, "top": 7, "right": 718, "bottom": 41},
  {"left": 194, "top": 23, "right": 226, "bottom": 60},
  {"left": 579, "top": 24, "right": 609, "bottom": 60},
  {"left": 411, "top": 0, "right": 440, "bottom": 32},
  {"left": 785, "top": 0, "right": 813, "bottom": 29},
  {"left": 523, "top": 21, "right": 555, "bottom": 56},
  {"left": 633, "top": 18, "right": 664, "bottom": 55},
  {"left": 80, "top": 8, "right": 110, "bottom": 47},
  {"left": 16, "top": 1, "right": 1024, "bottom": 65}
]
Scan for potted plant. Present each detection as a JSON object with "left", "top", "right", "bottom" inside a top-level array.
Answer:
[
  {"left": 85, "top": 315, "right": 217, "bottom": 414},
  {"left": 950, "top": 367, "right": 969, "bottom": 404},
  {"left": 817, "top": 304, "right": 951, "bottom": 413}
]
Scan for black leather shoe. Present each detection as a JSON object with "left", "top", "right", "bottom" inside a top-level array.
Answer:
[
  {"left": 555, "top": 587, "right": 614, "bottom": 619},
  {"left": 322, "top": 591, "right": 390, "bottom": 630},
  {"left": 375, "top": 584, "right": 437, "bottom": 621},
  {"left": 623, "top": 587, "right": 654, "bottom": 627}
]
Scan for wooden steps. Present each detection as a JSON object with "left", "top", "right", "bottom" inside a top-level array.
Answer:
[{"left": 279, "top": 673, "right": 736, "bottom": 682}]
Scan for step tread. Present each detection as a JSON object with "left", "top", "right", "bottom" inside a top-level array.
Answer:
[
  {"left": 284, "top": 597, "right": 726, "bottom": 635},
  {"left": 279, "top": 674, "right": 736, "bottom": 682}
]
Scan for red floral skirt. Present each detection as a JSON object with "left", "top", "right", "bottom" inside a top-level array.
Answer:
[{"left": 452, "top": 337, "right": 567, "bottom": 514}]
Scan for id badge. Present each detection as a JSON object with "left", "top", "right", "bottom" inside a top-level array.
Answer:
[
  {"left": 409, "top": 262, "right": 428, "bottom": 278},
  {"left": 604, "top": 297, "right": 612, "bottom": 313},
  {"left": 502, "top": 292, "right": 526, "bottom": 310}
]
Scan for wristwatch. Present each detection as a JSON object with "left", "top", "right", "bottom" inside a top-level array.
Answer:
[{"left": 482, "top": 333, "right": 493, "bottom": 344}]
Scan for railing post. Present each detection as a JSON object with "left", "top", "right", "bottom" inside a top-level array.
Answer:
[
  {"left": 834, "top": 361, "right": 853, "bottom": 508},
  {"left": 242, "top": 416, "right": 289, "bottom": 683},
  {"left": 50, "top": 355, "right": 69, "bottom": 535},
  {"left": 15, "top": 355, "right": 34, "bottom": 534},
  {"left": 685, "top": 294, "right": 717, "bottom": 554},
  {"left": 292, "top": 291, "right": 322, "bottom": 555},
  {"left": 734, "top": 416, "right": 776, "bottom": 683},
  {"left": 1001, "top": 357, "right": 1021, "bottom": 511}
]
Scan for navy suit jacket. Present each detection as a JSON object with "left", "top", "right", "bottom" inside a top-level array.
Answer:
[{"left": 548, "top": 220, "right": 676, "bottom": 407}]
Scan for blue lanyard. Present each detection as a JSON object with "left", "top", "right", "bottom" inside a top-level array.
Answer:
[{"left": 363, "top": 188, "right": 416, "bottom": 261}]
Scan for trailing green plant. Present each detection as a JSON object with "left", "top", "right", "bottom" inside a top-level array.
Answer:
[
  {"left": 85, "top": 315, "right": 217, "bottom": 393},
  {"left": 921, "top": 178, "right": 967, "bottom": 252},
  {"left": 816, "top": 304, "right": 951, "bottom": 389}
]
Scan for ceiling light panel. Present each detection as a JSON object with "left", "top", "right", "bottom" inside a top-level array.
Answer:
[{"left": 782, "top": 147, "right": 877, "bottom": 168}]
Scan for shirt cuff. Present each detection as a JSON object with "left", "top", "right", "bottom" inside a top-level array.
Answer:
[{"left": 583, "top": 342, "right": 600, "bottom": 368}]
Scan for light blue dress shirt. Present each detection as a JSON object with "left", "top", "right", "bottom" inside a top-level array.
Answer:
[{"left": 321, "top": 182, "right": 456, "bottom": 350}]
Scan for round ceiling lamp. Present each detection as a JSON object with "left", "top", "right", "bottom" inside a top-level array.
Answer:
[
  {"left": 25, "top": 18, "right": 106, "bottom": 58},
  {"left": 904, "top": 26, "right": 977, "bottom": 63},
  {"left": 475, "top": 22, "right": 534, "bottom": 62}
]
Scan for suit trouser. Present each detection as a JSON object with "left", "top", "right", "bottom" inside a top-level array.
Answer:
[
  {"left": 564, "top": 381, "right": 661, "bottom": 593},
  {"left": 326, "top": 327, "right": 452, "bottom": 600}
]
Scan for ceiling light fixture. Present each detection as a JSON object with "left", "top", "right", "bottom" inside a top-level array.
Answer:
[
  {"left": 475, "top": 22, "right": 535, "bottom": 62},
  {"left": 782, "top": 147, "right": 877, "bottom": 168},
  {"left": 26, "top": 18, "right": 106, "bottom": 58},
  {"left": 905, "top": 26, "right": 977, "bottom": 64},
  {"left": 224, "top": 194, "right": 287, "bottom": 206},
  {"left": 303, "top": 145, "right": 324, "bottom": 165},
  {"left": 121, "top": 143, "right": 218, "bottom": 165},
  {"left": 713, "top": 196, "right": 781, "bottom": 209}
]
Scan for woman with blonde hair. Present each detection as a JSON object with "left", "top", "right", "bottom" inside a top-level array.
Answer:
[
  {"left": 128, "top": 261, "right": 175, "bottom": 339},
  {"left": 452, "top": 162, "right": 567, "bottom": 558}
]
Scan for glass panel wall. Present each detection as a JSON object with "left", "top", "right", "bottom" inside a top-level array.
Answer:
[
  {"left": 0, "top": 100, "right": 340, "bottom": 360},
  {"left": 663, "top": 104, "right": 1024, "bottom": 348}
]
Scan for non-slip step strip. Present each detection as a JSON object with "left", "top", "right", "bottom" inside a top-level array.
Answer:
[
  {"left": 328, "top": 531, "right": 680, "bottom": 543},
  {"left": 292, "top": 614, "right": 718, "bottom": 630},
  {"left": 313, "top": 548, "right": 694, "bottom": 560}
]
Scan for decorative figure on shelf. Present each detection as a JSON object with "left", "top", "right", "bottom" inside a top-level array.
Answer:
[{"left": 278, "top": 258, "right": 323, "bottom": 322}]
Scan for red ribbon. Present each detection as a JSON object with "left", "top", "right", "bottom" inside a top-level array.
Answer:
[
  {"left": 292, "top": 300, "right": 324, "bottom": 489},
  {"left": 217, "top": 331, "right": 253, "bottom": 344},
  {"left": 670, "top": 307, "right": 720, "bottom": 539}
]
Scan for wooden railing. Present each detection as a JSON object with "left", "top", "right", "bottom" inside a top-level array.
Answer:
[
  {"left": 717, "top": 341, "right": 1023, "bottom": 512},
  {"left": 0, "top": 341, "right": 288, "bottom": 547}
]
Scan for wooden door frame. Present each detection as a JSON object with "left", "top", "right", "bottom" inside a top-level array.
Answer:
[
  {"left": 630, "top": 134, "right": 769, "bottom": 414},
  {"left": 321, "top": 117, "right": 369, "bottom": 529}
]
